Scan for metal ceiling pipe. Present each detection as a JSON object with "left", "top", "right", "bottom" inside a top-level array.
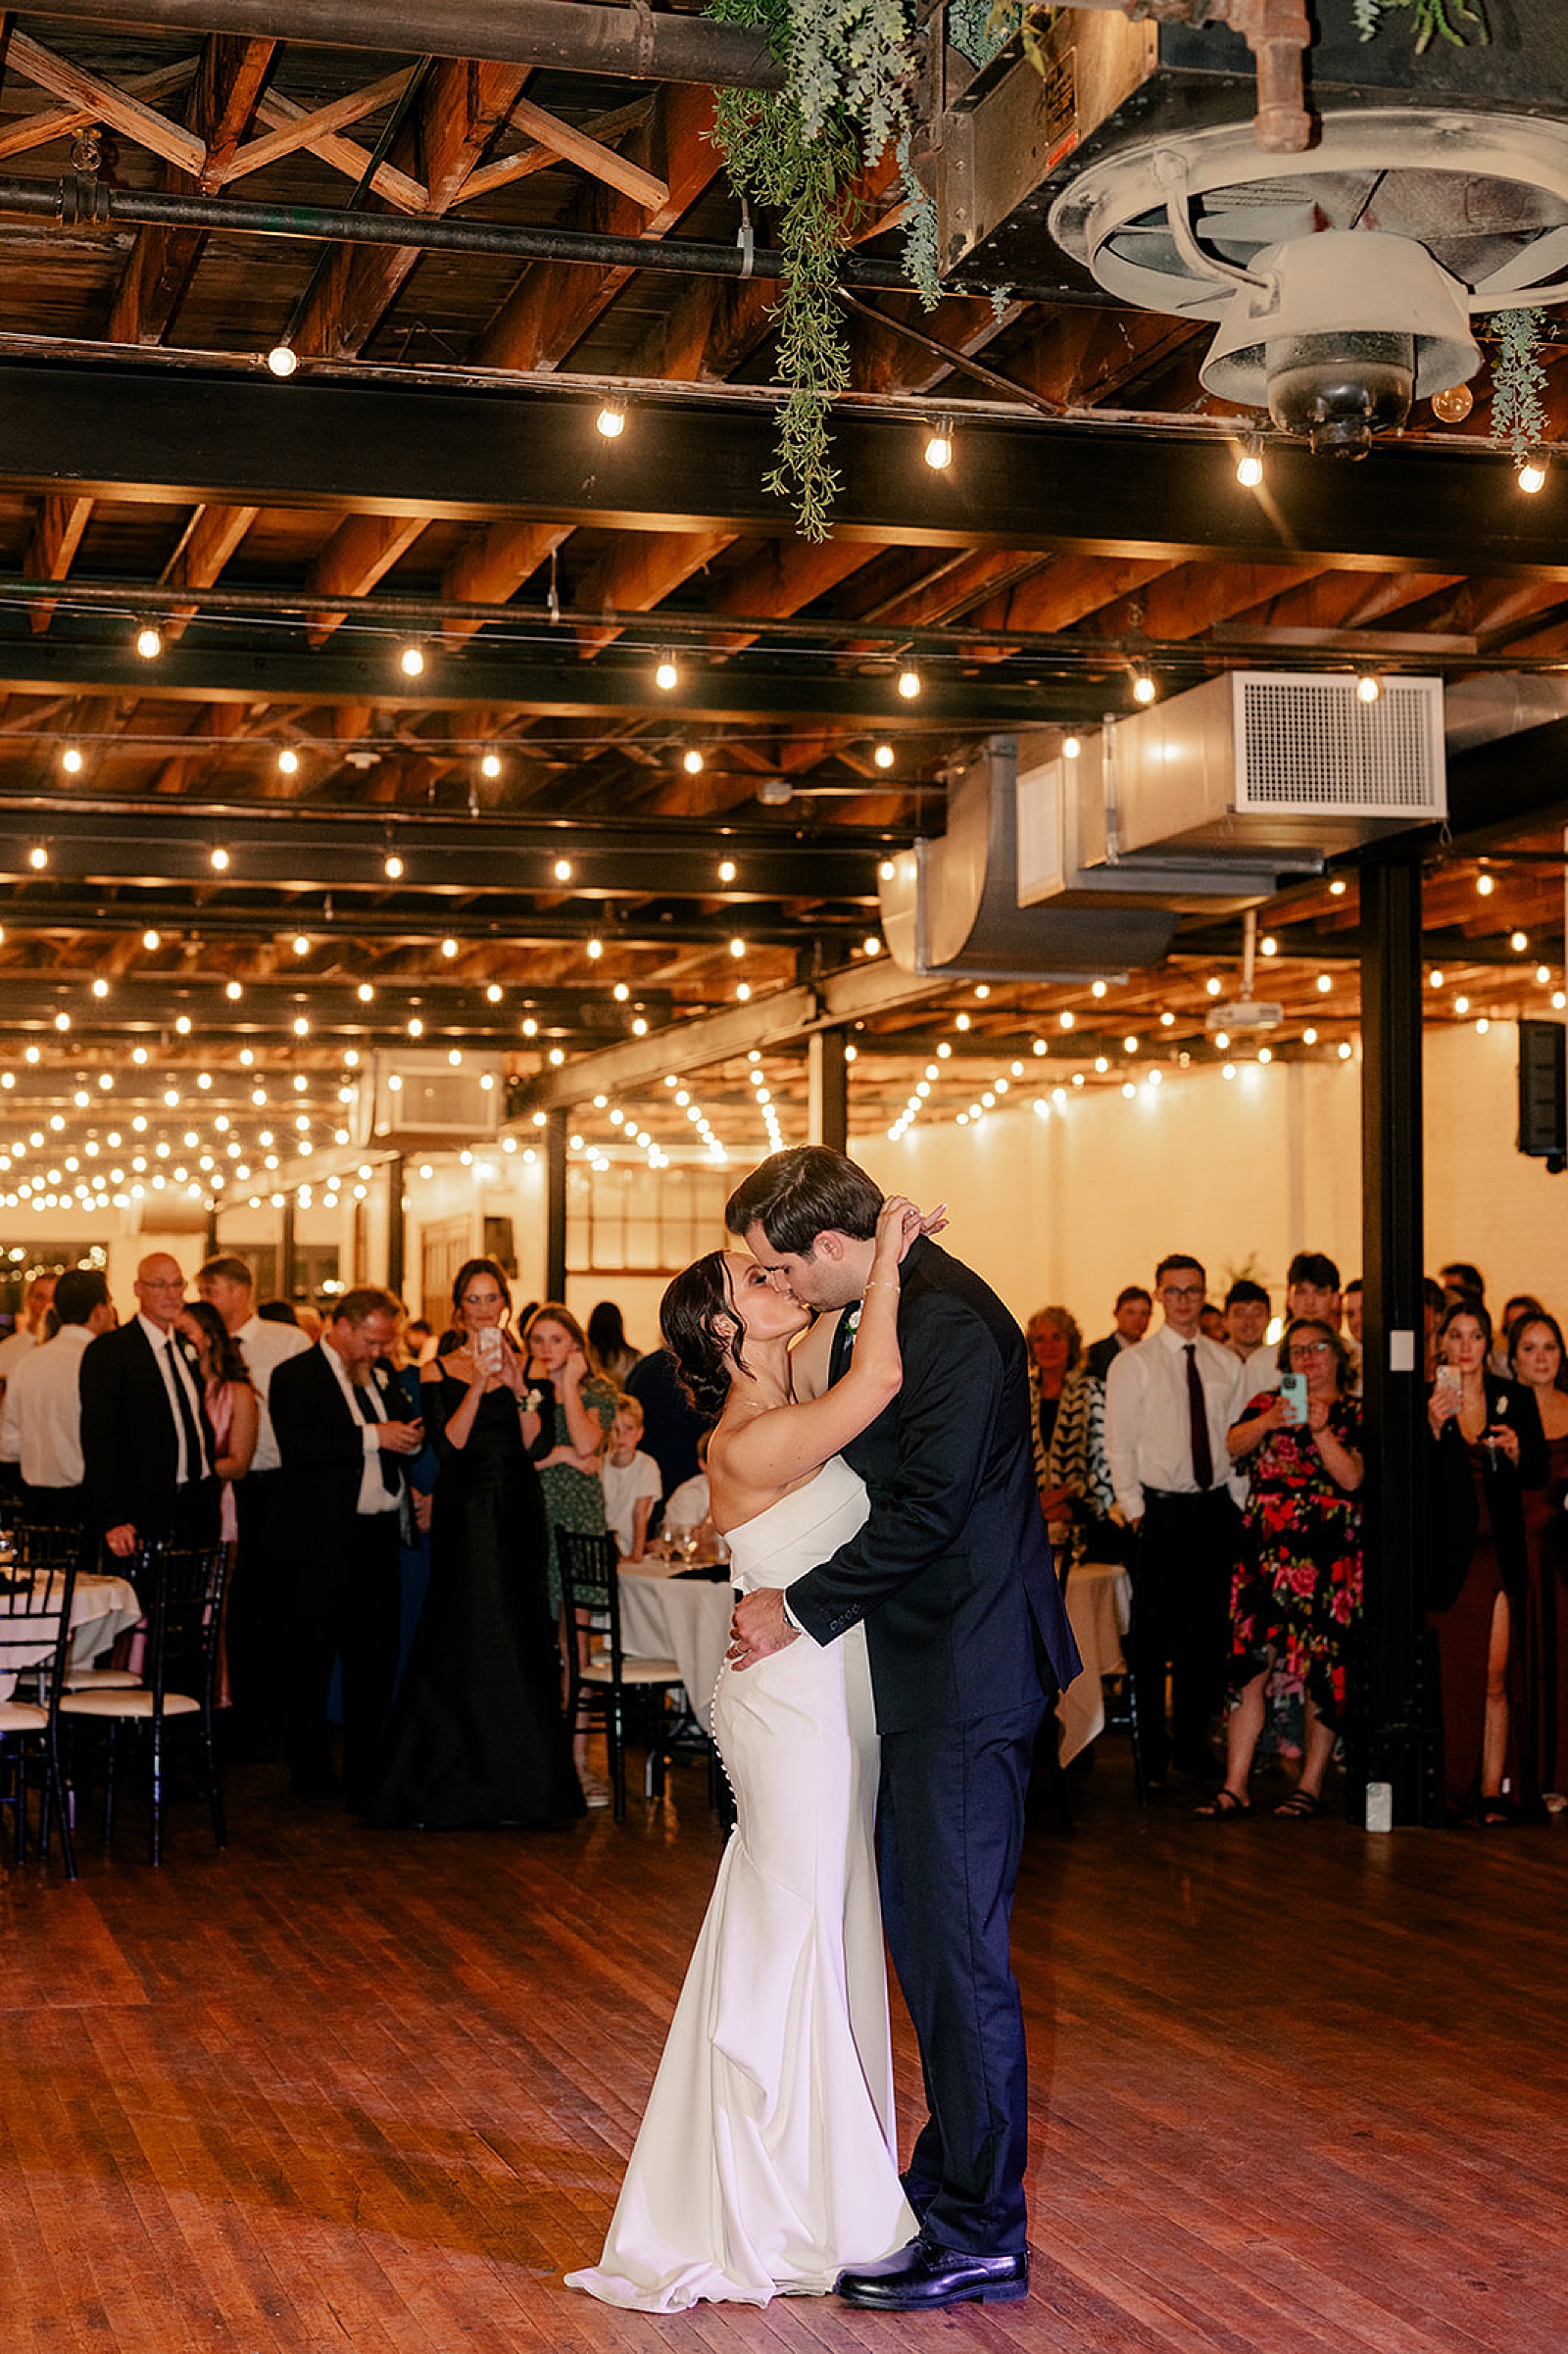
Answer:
[
  {"left": 23, "top": 0, "right": 787, "bottom": 89},
  {"left": 0, "top": 174, "right": 1102, "bottom": 306},
  {"left": 1443, "top": 673, "right": 1568, "bottom": 758}
]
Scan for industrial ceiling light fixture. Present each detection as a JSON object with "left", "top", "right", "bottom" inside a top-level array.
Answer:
[{"left": 1048, "top": 70, "right": 1568, "bottom": 461}]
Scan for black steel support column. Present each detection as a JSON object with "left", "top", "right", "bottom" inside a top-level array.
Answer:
[
  {"left": 808, "top": 1031, "right": 849, "bottom": 1155},
  {"left": 281, "top": 1195, "right": 298, "bottom": 1303},
  {"left": 387, "top": 1154, "right": 406, "bottom": 1301},
  {"left": 545, "top": 1108, "right": 568, "bottom": 1304},
  {"left": 1358, "top": 846, "right": 1439, "bottom": 1826}
]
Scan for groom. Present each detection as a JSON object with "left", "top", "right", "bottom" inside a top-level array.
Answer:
[{"left": 726, "top": 1148, "right": 1080, "bottom": 2311}]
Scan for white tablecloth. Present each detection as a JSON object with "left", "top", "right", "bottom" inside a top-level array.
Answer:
[
  {"left": 0, "top": 1570, "right": 141, "bottom": 1701},
  {"left": 618, "top": 1561, "right": 734, "bottom": 1735},
  {"left": 1057, "top": 1557, "right": 1132, "bottom": 1765}
]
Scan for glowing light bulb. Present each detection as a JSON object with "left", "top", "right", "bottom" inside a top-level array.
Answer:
[
  {"left": 873, "top": 743, "right": 895, "bottom": 769},
  {"left": 399, "top": 644, "right": 425, "bottom": 678},
  {"left": 384, "top": 854, "right": 404, "bottom": 879},
  {"left": 596, "top": 400, "right": 626, "bottom": 439},
  {"left": 1236, "top": 439, "right": 1264, "bottom": 489},
  {"left": 923, "top": 418, "right": 954, "bottom": 470},
  {"left": 897, "top": 665, "right": 921, "bottom": 700},
  {"left": 27, "top": 845, "right": 47, "bottom": 870},
  {"left": 480, "top": 752, "right": 502, "bottom": 780},
  {"left": 1518, "top": 453, "right": 1548, "bottom": 495},
  {"left": 1062, "top": 736, "right": 1081, "bottom": 760},
  {"left": 1133, "top": 672, "right": 1156, "bottom": 706},
  {"left": 1356, "top": 672, "right": 1382, "bottom": 704},
  {"left": 61, "top": 745, "right": 83, "bottom": 774},
  {"left": 655, "top": 654, "right": 679, "bottom": 692},
  {"left": 277, "top": 747, "right": 300, "bottom": 776},
  {"left": 135, "top": 623, "right": 162, "bottom": 661},
  {"left": 554, "top": 858, "right": 572, "bottom": 882},
  {"left": 210, "top": 846, "right": 229, "bottom": 870},
  {"left": 683, "top": 748, "right": 705, "bottom": 774},
  {"left": 267, "top": 342, "right": 298, "bottom": 378}
]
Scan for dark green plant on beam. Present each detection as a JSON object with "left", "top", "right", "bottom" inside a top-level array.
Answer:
[
  {"left": 709, "top": 0, "right": 933, "bottom": 539},
  {"left": 1353, "top": 0, "right": 1488, "bottom": 48}
]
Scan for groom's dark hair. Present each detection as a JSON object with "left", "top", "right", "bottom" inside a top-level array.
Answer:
[{"left": 725, "top": 1148, "right": 883, "bottom": 1255}]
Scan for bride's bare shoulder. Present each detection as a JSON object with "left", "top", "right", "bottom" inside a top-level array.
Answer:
[{"left": 788, "top": 1309, "right": 842, "bottom": 1401}]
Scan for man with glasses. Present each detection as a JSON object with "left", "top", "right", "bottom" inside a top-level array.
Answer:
[
  {"left": 1241, "top": 1252, "right": 1342, "bottom": 1398},
  {"left": 80, "top": 1253, "right": 220, "bottom": 1556},
  {"left": 1103, "top": 1253, "right": 1245, "bottom": 1786}
]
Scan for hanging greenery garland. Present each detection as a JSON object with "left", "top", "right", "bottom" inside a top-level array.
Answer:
[
  {"left": 1353, "top": 0, "right": 1488, "bottom": 48},
  {"left": 709, "top": 0, "right": 933, "bottom": 538},
  {"left": 1490, "top": 308, "right": 1548, "bottom": 460}
]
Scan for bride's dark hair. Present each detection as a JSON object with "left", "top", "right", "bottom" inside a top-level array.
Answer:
[{"left": 661, "top": 1251, "right": 747, "bottom": 1417}]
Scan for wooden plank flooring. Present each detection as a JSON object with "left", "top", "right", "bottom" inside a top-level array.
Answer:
[{"left": 2, "top": 1753, "right": 1565, "bottom": 2354}]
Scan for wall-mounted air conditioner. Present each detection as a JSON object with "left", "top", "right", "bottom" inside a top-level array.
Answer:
[{"left": 352, "top": 1049, "right": 505, "bottom": 1148}]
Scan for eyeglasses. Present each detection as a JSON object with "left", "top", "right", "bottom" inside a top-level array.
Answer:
[
  {"left": 1290, "top": 1343, "right": 1333, "bottom": 1361},
  {"left": 1160, "top": 1283, "right": 1205, "bottom": 1300}
]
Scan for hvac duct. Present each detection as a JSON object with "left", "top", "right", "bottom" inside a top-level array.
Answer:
[{"left": 877, "top": 738, "right": 1177, "bottom": 980}]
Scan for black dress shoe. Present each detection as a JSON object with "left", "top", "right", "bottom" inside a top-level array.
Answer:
[{"left": 835, "top": 2234, "right": 1028, "bottom": 2310}]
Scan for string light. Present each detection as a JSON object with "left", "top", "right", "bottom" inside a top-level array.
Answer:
[
  {"left": 596, "top": 399, "right": 626, "bottom": 439},
  {"left": 897, "top": 663, "right": 921, "bottom": 700},
  {"left": 1356, "top": 672, "right": 1382, "bottom": 704},
  {"left": 134, "top": 623, "right": 163, "bottom": 661},
  {"left": 480, "top": 752, "right": 502, "bottom": 780},
  {"left": 1235, "top": 435, "right": 1264, "bottom": 489},
  {"left": 27, "top": 846, "right": 47, "bottom": 870},
  {"left": 873, "top": 743, "right": 895, "bottom": 769},
  {"left": 399, "top": 644, "right": 425, "bottom": 678},
  {"left": 553, "top": 858, "right": 572, "bottom": 882},
  {"left": 266, "top": 342, "right": 298, "bottom": 378},
  {"left": 655, "top": 652, "right": 679, "bottom": 691},
  {"left": 1476, "top": 871, "right": 1495, "bottom": 897},
  {"left": 682, "top": 748, "right": 705, "bottom": 774},
  {"left": 1517, "top": 452, "right": 1548, "bottom": 495},
  {"left": 276, "top": 747, "right": 300, "bottom": 776},
  {"left": 923, "top": 417, "right": 955, "bottom": 470},
  {"left": 384, "top": 853, "right": 404, "bottom": 879},
  {"left": 1062, "top": 736, "right": 1081, "bottom": 760},
  {"left": 210, "top": 847, "right": 230, "bottom": 870},
  {"left": 60, "top": 745, "right": 83, "bottom": 774},
  {"left": 292, "top": 934, "right": 310, "bottom": 957},
  {"left": 1132, "top": 671, "right": 1156, "bottom": 706},
  {"left": 718, "top": 858, "right": 736, "bottom": 882}
]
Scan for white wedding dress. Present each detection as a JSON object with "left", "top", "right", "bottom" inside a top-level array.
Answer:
[{"left": 566, "top": 1454, "right": 915, "bottom": 2309}]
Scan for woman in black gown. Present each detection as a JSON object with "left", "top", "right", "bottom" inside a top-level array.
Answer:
[{"left": 366, "top": 1259, "right": 583, "bottom": 1829}]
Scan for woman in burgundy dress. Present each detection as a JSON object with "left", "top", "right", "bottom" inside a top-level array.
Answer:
[
  {"left": 1198, "top": 1316, "right": 1363, "bottom": 1821},
  {"left": 1510, "top": 1311, "right": 1568, "bottom": 1810},
  {"left": 1425, "top": 1300, "right": 1546, "bottom": 1824}
]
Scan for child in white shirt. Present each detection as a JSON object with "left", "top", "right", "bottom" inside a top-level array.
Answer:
[{"left": 601, "top": 1394, "right": 663, "bottom": 1561}]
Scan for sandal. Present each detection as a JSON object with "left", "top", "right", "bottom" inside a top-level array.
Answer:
[
  {"left": 1274, "top": 1789, "right": 1325, "bottom": 1819},
  {"left": 1195, "top": 1787, "right": 1251, "bottom": 1819}
]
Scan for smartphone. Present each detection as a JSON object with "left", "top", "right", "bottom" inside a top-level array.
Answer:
[
  {"left": 474, "top": 1325, "right": 503, "bottom": 1374},
  {"left": 1435, "top": 1364, "right": 1462, "bottom": 1401},
  {"left": 1278, "top": 1372, "right": 1308, "bottom": 1427}
]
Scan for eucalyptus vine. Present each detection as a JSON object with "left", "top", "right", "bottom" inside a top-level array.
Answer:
[
  {"left": 709, "top": 0, "right": 929, "bottom": 537},
  {"left": 1490, "top": 308, "right": 1548, "bottom": 461},
  {"left": 1353, "top": 0, "right": 1489, "bottom": 48}
]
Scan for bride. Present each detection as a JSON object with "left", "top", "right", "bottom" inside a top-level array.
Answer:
[{"left": 565, "top": 1195, "right": 927, "bottom": 2310}]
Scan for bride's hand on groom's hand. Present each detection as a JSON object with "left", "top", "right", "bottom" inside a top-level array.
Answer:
[{"left": 727, "top": 1587, "right": 799, "bottom": 1670}]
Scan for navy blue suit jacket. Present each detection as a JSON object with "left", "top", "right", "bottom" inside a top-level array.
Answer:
[{"left": 785, "top": 1237, "right": 1081, "bottom": 1736}]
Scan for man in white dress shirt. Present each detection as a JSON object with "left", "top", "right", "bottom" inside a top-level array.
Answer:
[
  {"left": 0, "top": 1272, "right": 58, "bottom": 1399},
  {"left": 0, "top": 1268, "right": 116, "bottom": 1524},
  {"left": 197, "top": 1254, "right": 309, "bottom": 1755},
  {"left": 1103, "top": 1252, "right": 1245, "bottom": 1785}
]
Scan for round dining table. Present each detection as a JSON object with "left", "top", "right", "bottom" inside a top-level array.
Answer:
[
  {"left": 0, "top": 1568, "right": 142, "bottom": 1702},
  {"left": 617, "top": 1553, "right": 734, "bottom": 1734}
]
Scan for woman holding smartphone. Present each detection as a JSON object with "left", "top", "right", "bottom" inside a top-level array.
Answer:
[
  {"left": 1198, "top": 1316, "right": 1364, "bottom": 1820},
  {"left": 366, "top": 1258, "right": 583, "bottom": 1829},
  {"left": 1426, "top": 1298, "right": 1546, "bottom": 1824}
]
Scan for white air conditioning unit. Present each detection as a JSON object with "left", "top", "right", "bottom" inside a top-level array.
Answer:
[
  {"left": 1073, "top": 671, "right": 1446, "bottom": 873},
  {"left": 353, "top": 1049, "right": 504, "bottom": 1148}
]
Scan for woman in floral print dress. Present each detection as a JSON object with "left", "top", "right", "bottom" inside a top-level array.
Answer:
[{"left": 1198, "top": 1316, "right": 1363, "bottom": 1821}]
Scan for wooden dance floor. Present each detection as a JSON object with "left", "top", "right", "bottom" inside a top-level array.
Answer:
[{"left": 2, "top": 1755, "right": 1563, "bottom": 2354}]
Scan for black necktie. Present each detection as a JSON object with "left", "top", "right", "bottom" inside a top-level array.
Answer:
[
  {"left": 166, "top": 1338, "right": 209, "bottom": 1485},
  {"left": 1184, "top": 1343, "right": 1214, "bottom": 1490}
]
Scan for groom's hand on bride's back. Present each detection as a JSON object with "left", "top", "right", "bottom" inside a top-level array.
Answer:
[{"left": 727, "top": 1586, "right": 800, "bottom": 1670}]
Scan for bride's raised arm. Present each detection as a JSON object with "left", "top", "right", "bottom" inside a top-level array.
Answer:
[{"left": 710, "top": 1197, "right": 921, "bottom": 1497}]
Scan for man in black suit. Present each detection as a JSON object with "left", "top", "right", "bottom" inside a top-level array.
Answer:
[
  {"left": 727, "top": 1148, "right": 1080, "bottom": 2313},
  {"left": 270, "top": 1286, "right": 422, "bottom": 1804},
  {"left": 1085, "top": 1285, "right": 1152, "bottom": 1382},
  {"left": 79, "top": 1252, "right": 220, "bottom": 1556}
]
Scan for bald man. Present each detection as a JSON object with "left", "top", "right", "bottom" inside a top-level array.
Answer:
[{"left": 80, "top": 1252, "right": 220, "bottom": 1556}]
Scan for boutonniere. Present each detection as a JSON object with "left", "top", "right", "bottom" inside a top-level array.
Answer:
[
  {"left": 1494, "top": 1395, "right": 1510, "bottom": 1417},
  {"left": 844, "top": 1306, "right": 861, "bottom": 1338},
  {"left": 522, "top": 1388, "right": 543, "bottom": 1412}
]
